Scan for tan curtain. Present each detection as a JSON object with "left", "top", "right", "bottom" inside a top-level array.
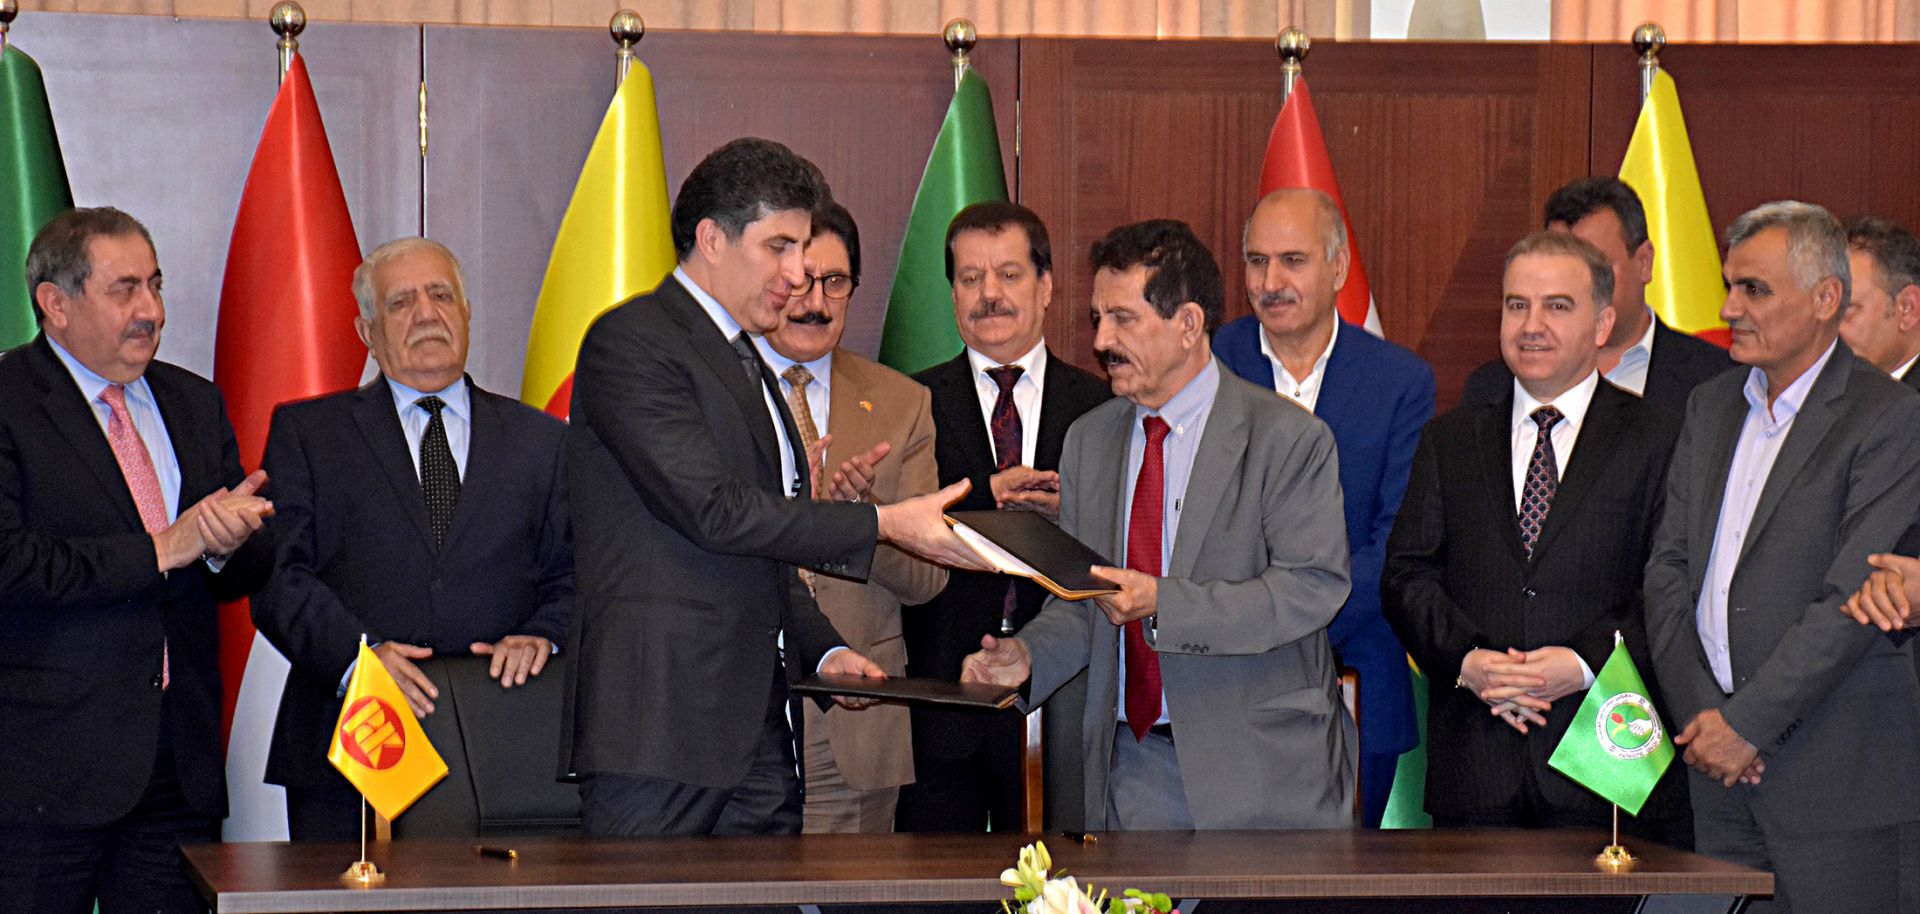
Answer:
[{"left": 1550, "top": 0, "right": 1920, "bottom": 41}]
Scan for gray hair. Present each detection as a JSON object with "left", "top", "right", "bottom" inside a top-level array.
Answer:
[
  {"left": 1505, "top": 230, "right": 1615, "bottom": 312},
  {"left": 351, "top": 237, "right": 468, "bottom": 323},
  {"left": 1244, "top": 188, "right": 1348, "bottom": 262},
  {"left": 1725, "top": 201, "right": 1850, "bottom": 308}
]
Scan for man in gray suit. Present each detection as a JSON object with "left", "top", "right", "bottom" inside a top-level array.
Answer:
[
  {"left": 964, "top": 219, "right": 1355, "bottom": 830},
  {"left": 1645, "top": 201, "right": 1920, "bottom": 914}
]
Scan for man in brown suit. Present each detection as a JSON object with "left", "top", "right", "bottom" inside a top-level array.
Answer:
[{"left": 764, "top": 202, "right": 948, "bottom": 832}]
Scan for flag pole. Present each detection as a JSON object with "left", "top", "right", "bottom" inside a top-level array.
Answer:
[
  {"left": 944, "top": 18, "right": 976, "bottom": 91},
  {"left": 342, "top": 634, "right": 384, "bottom": 885},
  {"left": 1632, "top": 22, "right": 1666, "bottom": 106},
  {"left": 270, "top": 1, "right": 304, "bottom": 85},
  {"left": 1276, "top": 26, "right": 1308, "bottom": 106},
  {"left": 610, "top": 9, "right": 642, "bottom": 86},
  {"left": 0, "top": 0, "right": 16, "bottom": 61},
  {"left": 1595, "top": 803, "right": 1636, "bottom": 872}
]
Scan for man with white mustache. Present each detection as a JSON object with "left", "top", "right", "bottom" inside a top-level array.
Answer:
[{"left": 252, "top": 237, "right": 577, "bottom": 840}]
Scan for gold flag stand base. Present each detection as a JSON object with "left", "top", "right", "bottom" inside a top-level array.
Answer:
[
  {"left": 1593, "top": 804, "right": 1635, "bottom": 872},
  {"left": 1593, "top": 844, "right": 1637, "bottom": 872},
  {"left": 341, "top": 859, "right": 386, "bottom": 885}
]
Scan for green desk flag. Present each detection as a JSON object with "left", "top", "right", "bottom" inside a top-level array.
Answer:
[
  {"left": 878, "top": 68, "right": 1008, "bottom": 376},
  {"left": 1, "top": 43, "right": 73, "bottom": 349},
  {"left": 1548, "top": 637, "right": 1674, "bottom": 815}
]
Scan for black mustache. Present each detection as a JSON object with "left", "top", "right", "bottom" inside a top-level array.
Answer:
[
  {"left": 787, "top": 311, "right": 833, "bottom": 326},
  {"left": 124, "top": 321, "right": 158, "bottom": 340},
  {"left": 1258, "top": 291, "right": 1300, "bottom": 309},
  {"left": 1097, "top": 350, "right": 1129, "bottom": 368},
  {"left": 969, "top": 301, "right": 1016, "bottom": 320}
]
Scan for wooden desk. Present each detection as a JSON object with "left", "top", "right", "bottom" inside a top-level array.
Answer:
[{"left": 184, "top": 829, "right": 1769, "bottom": 913}]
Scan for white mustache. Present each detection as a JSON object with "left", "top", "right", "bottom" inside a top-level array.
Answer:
[
  {"left": 123, "top": 320, "right": 158, "bottom": 340},
  {"left": 407, "top": 325, "right": 452, "bottom": 346},
  {"left": 1258, "top": 291, "right": 1301, "bottom": 308}
]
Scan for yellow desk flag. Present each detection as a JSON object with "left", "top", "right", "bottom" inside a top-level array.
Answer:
[{"left": 327, "top": 642, "right": 448, "bottom": 821}]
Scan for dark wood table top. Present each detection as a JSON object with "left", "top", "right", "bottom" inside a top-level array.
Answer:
[{"left": 183, "top": 829, "right": 1771, "bottom": 913}]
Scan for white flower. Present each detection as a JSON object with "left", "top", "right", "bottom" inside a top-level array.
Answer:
[{"left": 1028, "top": 876, "right": 1104, "bottom": 914}]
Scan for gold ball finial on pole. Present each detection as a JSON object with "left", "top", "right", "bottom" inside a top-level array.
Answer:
[
  {"left": 944, "top": 18, "right": 977, "bottom": 89},
  {"left": 1631, "top": 21, "right": 1666, "bottom": 61},
  {"left": 610, "top": 9, "right": 644, "bottom": 84},
  {"left": 270, "top": 1, "right": 305, "bottom": 83},
  {"left": 0, "top": 0, "right": 18, "bottom": 55},
  {"left": 1277, "top": 26, "right": 1309, "bottom": 101}
]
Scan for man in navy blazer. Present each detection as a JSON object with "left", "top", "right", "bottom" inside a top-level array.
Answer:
[
  {"left": 253, "top": 238, "right": 574, "bottom": 840},
  {"left": 1213, "top": 189, "right": 1433, "bottom": 827}
]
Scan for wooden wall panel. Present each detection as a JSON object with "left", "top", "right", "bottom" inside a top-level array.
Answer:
[
  {"left": 1591, "top": 43, "right": 1920, "bottom": 259},
  {"left": 424, "top": 28, "right": 1018, "bottom": 394},
  {"left": 1019, "top": 39, "right": 1593, "bottom": 407}
]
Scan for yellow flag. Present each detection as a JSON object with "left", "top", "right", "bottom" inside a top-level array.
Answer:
[
  {"left": 327, "top": 642, "right": 447, "bottom": 821},
  {"left": 519, "top": 60, "right": 677, "bottom": 419},
  {"left": 1619, "top": 68, "right": 1728, "bottom": 344}
]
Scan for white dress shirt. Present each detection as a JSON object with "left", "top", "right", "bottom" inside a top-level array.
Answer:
[
  {"left": 1509, "top": 370, "right": 1601, "bottom": 510},
  {"left": 1696, "top": 341, "right": 1837, "bottom": 694},
  {"left": 385, "top": 375, "right": 471, "bottom": 480},
  {"left": 676, "top": 267, "right": 800, "bottom": 498},
  {"left": 1115, "top": 359, "right": 1221, "bottom": 728},
  {"left": 1894, "top": 353, "right": 1919, "bottom": 384},
  {"left": 48, "top": 335, "right": 182, "bottom": 523},
  {"left": 1259, "top": 319, "right": 1338, "bottom": 411},
  {"left": 1605, "top": 308, "right": 1657, "bottom": 397},
  {"left": 966, "top": 340, "right": 1047, "bottom": 467}
]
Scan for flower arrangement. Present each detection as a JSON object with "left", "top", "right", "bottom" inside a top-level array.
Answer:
[{"left": 999, "top": 841, "right": 1173, "bottom": 914}]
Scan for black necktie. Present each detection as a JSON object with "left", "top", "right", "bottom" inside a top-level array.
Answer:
[
  {"left": 1518, "top": 406, "right": 1563, "bottom": 559},
  {"left": 418, "top": 395, "right": 460, "bottom": 549},
  {"left": 730, "top": 332, "right": 765, "bottom": 383},
  {"left": 986, "top": 365, "right": 1026, "bottom": 633}
]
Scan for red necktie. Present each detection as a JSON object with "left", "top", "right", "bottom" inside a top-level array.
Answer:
[
  {"left": 101, "top": 384, "right": 170, "bottom": 689},
  {"left": 1123, "top": 416, "right": 1171, "bottom": 740}
]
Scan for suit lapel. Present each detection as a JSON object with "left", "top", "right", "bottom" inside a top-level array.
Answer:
[
  {"left": 1087, "top": 404, "right": 1132, "bottom": 567},
  {"left": 665, "top": 280, "right": 784, "bottom": 480},
  {"left": 825, "top": 354, "right": 872, "bottom": 470},
  {"left": 1035, "top": 350, "right": 1080, "bottom": 470},
  {"left": 1737, "top": 352, "right": 1848, "bottom": 565},
  {"left": 28, "top": 337, "right": 147, "bottom": 533},
  {"left": 933, "top": 352, "right": 999, "bottom": 478},
  {"left": 1312, "top": 326, "right": 1360, "bottom": 428},
  {"left": 1471, "top": 392, "right": 1530, "bottom": 567},
  {"left": 439, "top": 380, "right": 499, "bottom": 555},
  {"left": 1528, "top": 383, "right": 1626, "bottom": 562},
  {"left": 1169, "top": 376, "right": 1246, "bottom": 578},
  {"left": 351, "top": 380, "right": 435, "bottom": 548},
  {"left": 145, "top": 368, "right": 204, "bottom": 519},
  {"left": 1689, "top": 384, "right": 1745, "bottom": 582}
]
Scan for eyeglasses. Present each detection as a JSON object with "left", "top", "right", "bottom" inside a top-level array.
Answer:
[{"left": 790, "top": 272, "right": 858, "bottom": 301}]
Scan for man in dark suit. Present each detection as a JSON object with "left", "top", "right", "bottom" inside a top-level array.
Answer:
[
  {"left": 1382, "top": 231, "right": 1689, "bottom": 845},
  {"left": 1462, "top": 177, "right": 1731, "bottom": 411},
  {"left": 563, "top": 137, "right": 984, "bottom": 838},
  {"left": 1646, "top": 202, "right": 1920, "bottom": 913},
  {"left": 1213, "top": 188, "right": 1433, "bottom": 827},
  {"left": 898, "top": 202, "right": 1111, "bottom": 833},
  {"left": 965, "top": 219, "right": 1356, "bottom": 829},
  {"left": 1838, "top": 216, "right": 1920, "bottom": 389},
  {"left": 0, "top": 207, "right": 273, "bottom": 913},
  {"left": 252, "top": 237, "right": 574, "bottom": 840}
]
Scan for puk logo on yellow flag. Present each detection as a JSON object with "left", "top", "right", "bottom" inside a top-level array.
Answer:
[{"left": 328, "top": 642, "right": 447, "bottom": 821}]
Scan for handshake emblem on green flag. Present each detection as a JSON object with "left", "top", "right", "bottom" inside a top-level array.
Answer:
[{"left": 1548, "top": 637, "right": 1674, "bottom": 816}]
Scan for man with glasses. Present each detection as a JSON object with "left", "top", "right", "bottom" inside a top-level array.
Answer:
[{"left": 762, "top": 202, "right": 948, "bottom": 833}]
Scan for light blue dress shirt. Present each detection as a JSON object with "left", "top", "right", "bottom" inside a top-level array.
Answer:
[
  {"left": 48, "top": 335, "right": 182, "bottom": 524},
  {"left": 385, "top": 375, "right": 471, "bottom": 481}
]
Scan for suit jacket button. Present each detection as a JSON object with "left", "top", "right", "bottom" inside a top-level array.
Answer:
[
  {"left": 1522, "top": 587, "right": 1538, "bottom": 599},
  {"left": 151, "top": 675, "right": 164, "bottom": 690}
]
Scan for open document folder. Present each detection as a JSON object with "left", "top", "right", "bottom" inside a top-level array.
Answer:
[{"left": 944, "top": 509, "right": 1119, "bottom": 601}]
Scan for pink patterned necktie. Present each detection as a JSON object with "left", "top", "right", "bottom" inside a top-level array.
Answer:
[{"left": 100, "top": 384, "right": 170, "bottom": 689}]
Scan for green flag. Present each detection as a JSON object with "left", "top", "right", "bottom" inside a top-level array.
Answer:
[
  {"left": 1380, "top": 664, "right": 1432, "bottom": 829},
  {"left": 1, "top": 42, "right": 73, "bottom": 349},
  {"left": 878, "top": 68, "right": 1008, "bottom": 375},
  {"left": 1548, "top": 638, "right": 1675, "bottom": 815}
]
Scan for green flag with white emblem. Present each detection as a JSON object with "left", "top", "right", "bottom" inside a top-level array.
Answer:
[{"left": 1548, "top": 637, "right": 1674, "bottom": 815}]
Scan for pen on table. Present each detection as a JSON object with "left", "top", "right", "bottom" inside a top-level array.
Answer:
[
  {"left": 474, "top": 845, "right": 519, "bottom": 860},
  {"left": 1060, "top": 831, "right": 1096, "bottom": 845}
]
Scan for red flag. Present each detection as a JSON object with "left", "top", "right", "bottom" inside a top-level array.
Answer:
[
  {"left": 1258, "top": 78, "right": 1381, "bottom": 335},
  {"left": 212, "top": 50, "right": 364, "bottom": 822}
]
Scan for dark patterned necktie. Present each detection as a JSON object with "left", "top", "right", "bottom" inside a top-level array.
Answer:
[
  {"left": 730, "top": 332, "right": 764, "bottom": 383},
  {"left": 1123, "top": 416, "right": 1171, "bottom": 741},
  {"left": 986, "top": 365, "right": 1026, "bottom": 634},
  {"left": 418, "top": 395, "right": 460, "bottom": 549},
  {"left": 1517, "top": 406, "right": 1563, "bottom": 559}
]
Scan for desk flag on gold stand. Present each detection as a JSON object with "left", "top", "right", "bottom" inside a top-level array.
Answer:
[
  {"left": 519, "top": 10, "right": 675, "bottom": 420},
  {"left": 328, "top": 642, "right": 447, "bottom": 883},
  {"left": 1549, "top": 635, "right": 1674, "bottom": 870}
]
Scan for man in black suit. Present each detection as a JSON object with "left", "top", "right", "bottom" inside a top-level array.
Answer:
[
  {"left": 1462, "top": 177, "right": 1731, "bottom": 410},
  {"left": 564, "top": 138, "right": 985, "bottom": 837},
  {"left": 1838, "top": 216, "right": 1920, "bottom": 389},
  {"left": 897, "top": 202, "right": 1111, "bottom": 833},
  {"left": 1384, "top": 230, "right": 1689, "bottom": 845},
  {"left": 253, "top": 237, "right": 574, "bottom": 840},
  {"left": 0, "top": 208, "right": 273, "bottom": 913}
]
